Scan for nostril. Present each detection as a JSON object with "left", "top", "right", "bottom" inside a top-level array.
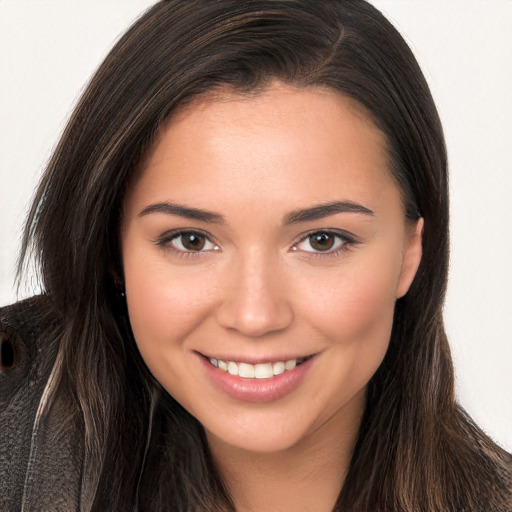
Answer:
[{"left": 0, "top": 331, "right": 16, "bottom": 372}]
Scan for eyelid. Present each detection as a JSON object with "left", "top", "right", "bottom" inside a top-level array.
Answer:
[
  {"left": 155, "top": 228, "right": 219, "bottom": 253},
  {"left": 291, "top": 228, "right": 358, "bottom": 255}
]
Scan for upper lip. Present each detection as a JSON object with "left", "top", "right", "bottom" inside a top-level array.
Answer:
[{"left": 196, "top": 351, "right": 317, "bottom": 364}]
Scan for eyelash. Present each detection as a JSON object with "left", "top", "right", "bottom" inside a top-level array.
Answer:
[
  {"left": 155, "top": 229, "right": 220, "bottom": 258},
  {"left": 155, "top": 229, "right": 357, "bottom": 258},
  {"left": 291, "top": 229, "right": 357, "bottom": 257}
]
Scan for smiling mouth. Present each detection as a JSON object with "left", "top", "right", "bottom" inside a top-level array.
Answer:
[{"left": 206, "top": 355, "right": 314, "bottom": 379}]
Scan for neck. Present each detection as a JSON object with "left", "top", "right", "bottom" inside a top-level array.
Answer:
[{"left": 207, "top": 391, "right": 365, "bottom": 512}]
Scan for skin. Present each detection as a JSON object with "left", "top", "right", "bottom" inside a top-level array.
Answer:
[{"left": 121, "top": 82, "right": 423, "bottom": 511}]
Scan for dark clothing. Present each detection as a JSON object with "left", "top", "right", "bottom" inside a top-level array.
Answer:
[{"left": 1, "top": 297, "right": 84, "bottom": 512}]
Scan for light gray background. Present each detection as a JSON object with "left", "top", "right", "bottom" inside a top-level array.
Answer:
[{"left": 1, "top": 0, "right": 511, "bottom": 451}]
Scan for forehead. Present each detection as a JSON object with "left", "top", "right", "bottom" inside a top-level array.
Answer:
[{"left": 127, "top": 83, "right": 400, "bottom": 216}]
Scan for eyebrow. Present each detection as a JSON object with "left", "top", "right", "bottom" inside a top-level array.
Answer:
[
  {"left": 138, "top": 200, "right": 374, "bottom": 225},
  {"left": 283, "top": 201, "right": 374, "bottom": 224},
  {"left": 139, "top": 202, "right": 226, "bottom": 224}
]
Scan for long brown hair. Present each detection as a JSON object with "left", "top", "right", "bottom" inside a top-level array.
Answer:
[{"left": 19, "top": 1, "right": 511, "bottom": 510}]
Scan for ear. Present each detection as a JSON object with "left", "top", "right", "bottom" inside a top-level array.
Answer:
[{"left": 396, "top": 217, "right": 423, "bottom": 298}]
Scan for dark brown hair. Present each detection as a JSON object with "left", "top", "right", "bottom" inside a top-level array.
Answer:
[{"left": 19, "top": 1, "right": 511, "bottom": 510}]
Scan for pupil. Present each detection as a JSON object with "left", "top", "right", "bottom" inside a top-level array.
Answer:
[
  {"left": 310, "top": 233, "right": 334, "bottom": 251},
  {"left": 182, "top": 233, "right": 205, "bottom": 251}
]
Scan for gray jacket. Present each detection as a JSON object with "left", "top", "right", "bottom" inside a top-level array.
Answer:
[{"left": 1, "top": 297, "right": 84, "bottom": 512}]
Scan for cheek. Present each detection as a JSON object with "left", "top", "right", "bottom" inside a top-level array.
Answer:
[
  {"left": 123, "top": 256, "right": 221, "bottom": 403},
  {"left": 299, "top": 256, "right": 399, "bottom": 356},
  {"left": 122, "top": 250, "right": 217, "bottom": 357},
  {"left": 296, "top": 262, "right": 399, "bottom": 416}
]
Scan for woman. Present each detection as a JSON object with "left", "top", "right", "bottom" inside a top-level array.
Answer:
[{"left": 1, "top": 1, "right": 510, "bottom": 510}]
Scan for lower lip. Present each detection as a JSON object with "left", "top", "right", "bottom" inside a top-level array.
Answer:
[{"left": 198, "top": 355, "right": 315, "bottom": 403}]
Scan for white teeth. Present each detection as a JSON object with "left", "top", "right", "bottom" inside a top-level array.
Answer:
[
  {"left": 285, "top": 359, "right": 296, "bottom": 370},
  {"left": 209, "top": 357, "right": 308, "bottom": 379},
  {"left": 238, "top": 362, "right": 255, "bottom": 378},
  {"left": 254, "top": 363, "right": 273, "bottom": 379},
  {"left": 272, "top": 361, "right": 285, "bottom": 375},
  {"left": 227, "top": 361, "right": 239, "bottom": 376}
]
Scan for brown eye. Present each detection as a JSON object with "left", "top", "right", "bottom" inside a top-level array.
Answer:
[
  {"left": 294, "top": 230, "right": 351, "bottom": 254},
  {"left": 181, "top": 232, "right": 206, "bottom": 251},
  {"left": 162, "top": 230, "right": 218, "bottom": 253},
  {"left": 309, "top": 232, "right": 335, "bottom": 251}
]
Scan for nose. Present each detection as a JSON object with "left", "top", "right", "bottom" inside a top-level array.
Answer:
[{"left": 215, "top": 251, "right": 294, "bottom": 337}]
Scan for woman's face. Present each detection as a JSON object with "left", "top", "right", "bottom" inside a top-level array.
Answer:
[{"left": 121, "top": 83, "right": 422, "bottom": 453}]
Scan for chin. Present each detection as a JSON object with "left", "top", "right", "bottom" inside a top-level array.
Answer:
[{"left": 205, "top": 420, "right": 312, "bottom": 454}]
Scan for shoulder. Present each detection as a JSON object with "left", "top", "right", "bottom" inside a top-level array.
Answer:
[
  {"left": 0, "top": 295, "right": 61, "bottom": 403},
  {"left": 0, "top": 294, "right": 60, "bottom": 336},
  {"left": 0, "top": 296, "right": 63, "bottom": 509}
]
